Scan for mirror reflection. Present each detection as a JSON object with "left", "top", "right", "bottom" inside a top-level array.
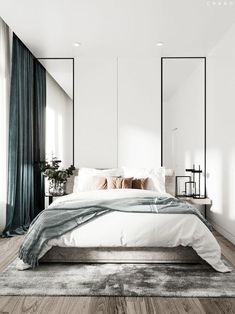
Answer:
[
  {"left": 163, "top": 58, "right": 205, "bottom": 197},
  {"left": 39, "top": 59, "right": 74, "bottom": 167}
]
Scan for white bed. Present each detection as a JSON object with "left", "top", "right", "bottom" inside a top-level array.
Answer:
[
  {"left": 37, "top": 189, "right": 229, "bottom": 272},
  {"left": 17, "top": 168, "right": 229, "bottom": 272}
]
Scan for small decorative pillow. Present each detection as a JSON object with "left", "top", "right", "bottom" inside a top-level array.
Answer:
[
  {"left": 132, "top": 178, "right": 148, "bottom": 190},
  {"left": 107, "top": 177, "right": 133, "bottom": 189},
  {"left": 73, "top": 175, "right": 107, "bottom": 192}
]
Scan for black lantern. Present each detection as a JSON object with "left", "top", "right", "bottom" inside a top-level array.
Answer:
[{"left": 185, "top": 164, "right": 204, "bottom": 199}]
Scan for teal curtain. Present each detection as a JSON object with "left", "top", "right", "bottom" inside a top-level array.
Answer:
[
  {"left": 33, "top": 61, "right": 46, "bottom": 218},
  {"left": 3, "top": 34, "right": 46, "bottom": 236}
]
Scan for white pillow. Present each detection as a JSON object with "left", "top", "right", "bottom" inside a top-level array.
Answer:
[
  {"left": 78, "top": 168, "right": 123, "bottom": 177},
  {"left": 122, "top": 167, "right": 166, "bottom": 193},
  {"left": 73, "top": 174, "right": 107, "bottom": 192}
]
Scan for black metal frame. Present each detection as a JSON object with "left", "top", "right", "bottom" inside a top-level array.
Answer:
[
  {"left": 161, "top": 56, "right": 207, "bottom": 198},
  {"left": 175, "top": 176, "right": 191, "bottom": 197},
  {"left": 37, "top": 57, "right": 75, "bottom": 166}
]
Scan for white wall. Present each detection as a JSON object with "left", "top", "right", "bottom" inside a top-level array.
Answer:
[
  {"left": 46, "top": 72, "right": 73, "bottom": 168},
  {"left": 118, "top": 58, "right": 161, "bottom": 168},
  {"left": 74, "top": 57, "right": 161, "bottom": 169},
  {"left": 74, "top": 57, "right": 118, "bottom": 168},
  {"left": 207, "top": 23, "right": 235, "bottom": 244}
]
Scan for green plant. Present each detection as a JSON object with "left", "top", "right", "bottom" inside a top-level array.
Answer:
[{"left": 40, "top": 157, "right": 75, "bottom": 184}]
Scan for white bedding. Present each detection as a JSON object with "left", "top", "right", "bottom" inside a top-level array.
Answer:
[
  {"left": 43, "top": 189, "right": 229, "bottom": 272},
  {"left": 17, "top": 189, "right": 229, "bottom": 272}
]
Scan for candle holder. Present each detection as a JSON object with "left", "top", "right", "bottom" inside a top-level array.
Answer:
[
  {"left": 185, "top": 181, "right": 196, "bottom": 197},
  {"left": 185, "top": 164, "right": 205, "bottom": 199}
]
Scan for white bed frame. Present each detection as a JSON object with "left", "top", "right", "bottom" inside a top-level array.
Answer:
[{"left": 40, "top": 169, "right": 203, "bottom": 265}]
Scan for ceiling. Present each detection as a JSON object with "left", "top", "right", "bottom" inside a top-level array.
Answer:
[{"left": 0, "top": 0, "right": 235, "bottom": 59}]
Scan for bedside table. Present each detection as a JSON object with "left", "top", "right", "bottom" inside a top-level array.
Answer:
[
  {"left": 45, "top": 193, "right": 67, "bottom": 205},
  {"left": 178, "top": 197, "right": 212, "bottom": 218}
]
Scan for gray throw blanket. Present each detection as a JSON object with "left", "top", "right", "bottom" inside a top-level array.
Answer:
[{"left": 19, "top": 196, "right": 211, "bottom": 267}]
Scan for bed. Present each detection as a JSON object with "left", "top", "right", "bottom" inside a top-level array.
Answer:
[{"left": 17, "top": 167, "right": 229, "bottom": 272}]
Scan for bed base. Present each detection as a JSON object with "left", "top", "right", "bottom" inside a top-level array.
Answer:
[{"left": 40, "top": 246, "right": 203, "bottom": 264}]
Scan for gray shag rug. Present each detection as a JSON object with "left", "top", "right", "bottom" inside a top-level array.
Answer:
[{"left": 0, "top": 259, "right": 234, "bottom": 297}]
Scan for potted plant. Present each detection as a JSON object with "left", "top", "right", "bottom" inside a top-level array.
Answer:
[{"left": 40, "top": 157, "right": 75, "bottom": 196}]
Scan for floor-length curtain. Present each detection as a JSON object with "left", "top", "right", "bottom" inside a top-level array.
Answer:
[
  {"left": 33, "top": 62, "right": 46, "bottom": 217},
  {"left": 0, "top": 18, "right": 10, "bottom": 234},
  {"left": 3, "top": 34, "right": 46, "bottom": 236}
]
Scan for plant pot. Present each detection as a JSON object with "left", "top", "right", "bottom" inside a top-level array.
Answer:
[{"left": 49, "top": 180, "right": 65, "bottom": 196}]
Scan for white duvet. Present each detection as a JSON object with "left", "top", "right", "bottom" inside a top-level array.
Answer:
[{"left": 18, "top": 189, "right": 230, "bottom": 272}]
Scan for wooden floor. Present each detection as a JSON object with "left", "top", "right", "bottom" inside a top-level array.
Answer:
[{"left": 0, "top": 232, "right": 234, "bottom": 314}]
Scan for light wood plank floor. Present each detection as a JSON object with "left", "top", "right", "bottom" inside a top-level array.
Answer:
[{"left": 0, "top": 232, "right": 234, "bottom": 314}]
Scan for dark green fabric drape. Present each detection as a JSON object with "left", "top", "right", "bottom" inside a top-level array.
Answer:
[
  {"left": 3, "top": 34, "right": 46, "bottom": 236},
  {"left": 33, "top": 61, "right": 46, "bottom": 218}
]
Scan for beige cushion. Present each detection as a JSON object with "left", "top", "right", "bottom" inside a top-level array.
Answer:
[{"left": 107, "top": 177, "right": 133, "bottom": 189}]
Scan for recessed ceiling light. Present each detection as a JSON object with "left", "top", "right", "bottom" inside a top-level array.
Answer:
[
  {"left": 73, "top": 42, "right": 81, "bottom": 47},
  {"left": 156, "top": 42, "right": 164, "bottom": 47}
]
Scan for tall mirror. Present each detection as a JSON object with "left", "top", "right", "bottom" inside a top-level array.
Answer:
[
  {"left": 162, "top": 57, "right": 206, "bottom": 198},
  {"left": 38, "top": 58, "right": 74, "bottom": 168}
]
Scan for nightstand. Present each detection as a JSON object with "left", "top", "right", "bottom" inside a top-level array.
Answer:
[
  {"left": 178, "top": 197, "right": 212, "bottom": 218},
  {"left": 45, "top": 193, "right": 67, "bottom": 206}
]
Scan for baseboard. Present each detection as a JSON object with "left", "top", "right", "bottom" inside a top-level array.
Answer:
[{"left": 209, "top": 218, "right": 235, "bottom": 245}]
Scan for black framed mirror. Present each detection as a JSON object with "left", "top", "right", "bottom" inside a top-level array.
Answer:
[
  {"left": 161, "top": 57, "right": 206, "bottom": 198},
  {"left": 38, "top": 58, "right": 75, "bottom": 167}
]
